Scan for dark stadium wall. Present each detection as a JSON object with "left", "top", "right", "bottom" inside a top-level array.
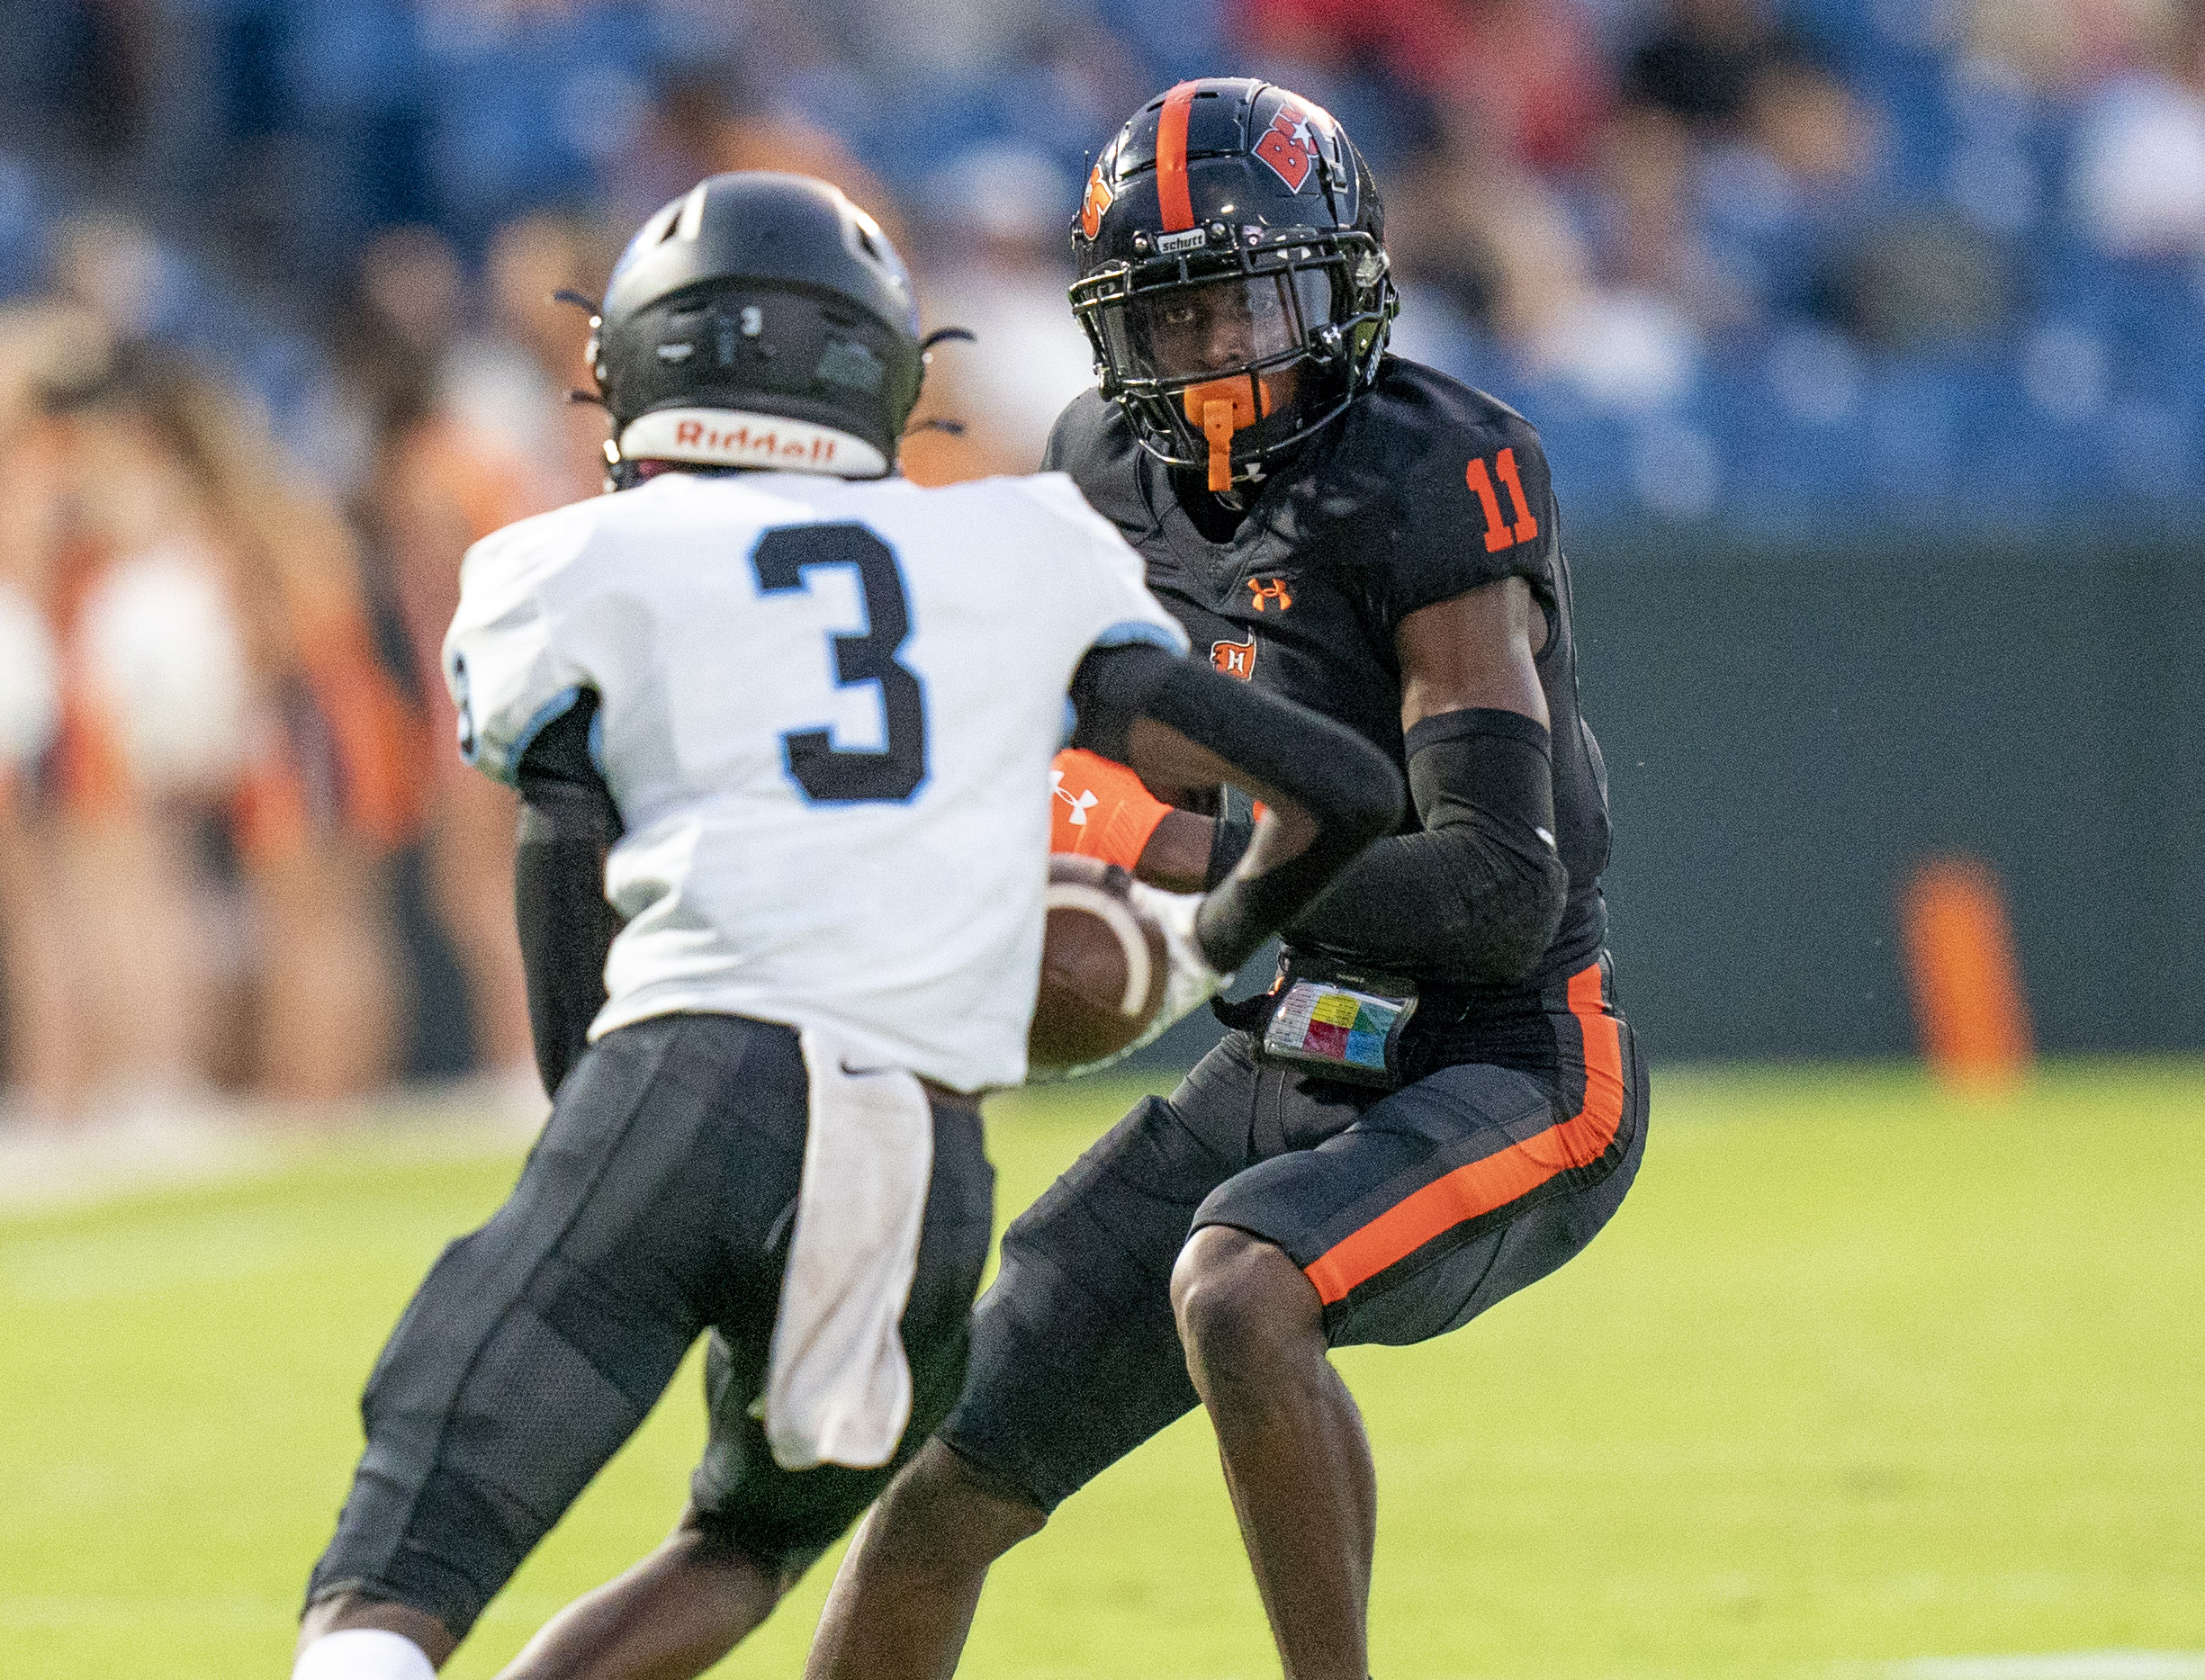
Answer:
[
  {"left": 1134, "top": 529, "right": 2205, "bottom": 1071},
  {"left": 1566, "top": 529, "right": 2205, "bottom": 1058}
]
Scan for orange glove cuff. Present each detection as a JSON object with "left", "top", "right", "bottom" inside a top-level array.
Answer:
[{"left": 1049, "top": 748, "right": 1173, "bottom": 870}]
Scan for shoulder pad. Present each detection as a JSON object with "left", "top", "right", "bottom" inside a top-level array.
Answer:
[
  {"left": 1328, "top": 357, "right": 1538, "bottom": 487},
  {"left": 1301, "top": 356, "right": 1558, "bottom": 624},
  {"left": 458, "top": 497, "right": 601, "bottom": 597},
  {"left": 1042, "top": 391, "right": 1148, "bottom": 531}
]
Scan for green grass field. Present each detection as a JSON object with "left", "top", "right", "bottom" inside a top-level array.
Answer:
[{"left": 4, "top": 1060, "right": 2202, "bottom": 1679}]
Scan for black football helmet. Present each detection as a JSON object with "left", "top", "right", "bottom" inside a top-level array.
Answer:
[
  {"left": 1070, "top": 78, "right": 1396, "bottom": 492},
  {"left": 585, "top": 172, "right": 924, "bottom": 487}
]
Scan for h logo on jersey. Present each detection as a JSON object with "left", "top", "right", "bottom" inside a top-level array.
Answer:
[
  {"left": 1246, "top": 577, "right": 1292, "bottom": 613},
  {"left": 1050, "top": 768, "right": 1099, "bottom": 825},
  {"left": 1212, "top": 635, "right": 1256, "bottom": 680},
  {"left": 1253, "top": 103, "right": 1318, "bottom": 193}
]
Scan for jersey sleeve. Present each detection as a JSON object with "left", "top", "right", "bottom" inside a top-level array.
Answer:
[
  {"left": 1039, "top": 390, "right": 1111, "bottom": 475},
  {"left": 1353, "top": 373, "right": 1562, "bottom": 633},
  {"left": 442, "top": 508, "right": 597, "bottom": 786},
  {"left": 1021, "top": 472, "right": 1191, "bottom": 659}
]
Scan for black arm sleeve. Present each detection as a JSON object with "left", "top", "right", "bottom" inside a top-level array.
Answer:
[
  {"left": 512, "top": 692, "right": 625, "bottom": 1099},
  {"left": 1287, "top": 707, "right": 1568, "bottom": 986},
  {"left": 1068, "top": 642, "right": 1403, "bottom": 975},
  {"left": 1065, "top": 640, "right": 1183, "bottom": 764}
]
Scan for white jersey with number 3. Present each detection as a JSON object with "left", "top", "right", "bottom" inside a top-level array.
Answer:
[{"left": 445, "top": 469, "right": 1186, "bottom": 1093}]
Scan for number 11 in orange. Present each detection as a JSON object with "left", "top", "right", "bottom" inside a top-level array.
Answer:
[{"left": 1467, "top": 447, "right": 1539, "bottom": 553}]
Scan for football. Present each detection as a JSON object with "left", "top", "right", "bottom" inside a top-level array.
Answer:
[{"left": 1028, "top": 854, "right": 1171, "bottom": 1077}]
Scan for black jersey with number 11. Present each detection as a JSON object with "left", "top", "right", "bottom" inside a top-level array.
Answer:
[{"left": 1042, "top": 355, "right": 1613, "bottom": 1029}]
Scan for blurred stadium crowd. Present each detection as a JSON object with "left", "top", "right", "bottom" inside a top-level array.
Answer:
[{"left": 0, "top": 0, "right": 2198, "bottom": 1117}]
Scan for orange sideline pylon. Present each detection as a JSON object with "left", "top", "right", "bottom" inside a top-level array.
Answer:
[{"left": 1899, "top": 857, "right": 2033, "bottom": 1095}]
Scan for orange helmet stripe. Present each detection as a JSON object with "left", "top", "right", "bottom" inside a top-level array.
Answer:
[{"left": 1155, "top": 81, "right": 1200, "bottom": 233}]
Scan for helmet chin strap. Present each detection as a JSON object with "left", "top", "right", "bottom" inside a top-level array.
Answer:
[{"left": 1180, "top": 376, "right": 1278, "bottom": 493}]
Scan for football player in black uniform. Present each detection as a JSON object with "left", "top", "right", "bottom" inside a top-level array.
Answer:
[{"left": 803, "top": 80, "right": 1650, "bottom": 1680}]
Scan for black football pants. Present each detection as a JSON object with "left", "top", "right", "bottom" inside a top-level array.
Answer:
[
  {"left": 941, "top": 956, "right": 1644, "bottom": 1513},
  {"left": 305, "top": 1013, "right": 994, "bottom": 1640}
]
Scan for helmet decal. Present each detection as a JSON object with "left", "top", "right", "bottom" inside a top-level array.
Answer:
[
  {"left": 1080, "top": 159, "right": 1114, "bottom": 243},
  {"left": 1154, "top": 81, "right": 1200, "bottom": 234},
  {"left": 1253, "top": 100, "right": 1319, "bottom": 193}
]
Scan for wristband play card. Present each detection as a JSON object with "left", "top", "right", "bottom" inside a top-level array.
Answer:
[{"left": 1258, "top": 976, "right": 1417, "bottom": 1088}]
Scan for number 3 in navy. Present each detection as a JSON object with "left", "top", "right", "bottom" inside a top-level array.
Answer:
[{"left": 751, "top": 523, "right": 929, "bottom": 803}]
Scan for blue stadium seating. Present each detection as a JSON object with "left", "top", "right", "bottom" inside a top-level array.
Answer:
[{"left": 5, "top": 0, "right": 2203, "bottom": 538}]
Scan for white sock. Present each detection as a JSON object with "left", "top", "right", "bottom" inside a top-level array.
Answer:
[{"left": 292, "top": 1628, "right": 437, "bottom": 1680}]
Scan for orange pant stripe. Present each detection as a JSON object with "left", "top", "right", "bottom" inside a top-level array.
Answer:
[{"left": 1303, "top": 963, "right": 1627, "bottom": 1307}]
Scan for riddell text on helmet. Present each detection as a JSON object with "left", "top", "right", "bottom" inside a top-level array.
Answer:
[
  {"left": 678, "top": 417, "right": 840, "bottom": 464},
  {"left": 618, "top": 407, "right": 889, "bottom": 477}
]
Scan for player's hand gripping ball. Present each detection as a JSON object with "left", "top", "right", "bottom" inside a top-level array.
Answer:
[{"left": 1028, "top": 855, "right": 1170, "bottom": 1078}]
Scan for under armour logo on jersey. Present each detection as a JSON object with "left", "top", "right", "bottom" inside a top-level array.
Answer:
[
  {"left": 1253, "top": 102, "right": 1318, "bottom": 193},
  {"left": 1050, "top": 769, "right": 1099, "bottom": 826},
  {"left": 1246, "top": 577, "right": 1292, "bottom": 613},
  {"left": 1212, "top": 635, "right": 1256, "bottom": 679}
]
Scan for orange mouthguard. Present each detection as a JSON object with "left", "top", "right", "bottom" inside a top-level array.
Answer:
[{"left": 1182, "top": 377, "right": 1275, "bottom": 492}]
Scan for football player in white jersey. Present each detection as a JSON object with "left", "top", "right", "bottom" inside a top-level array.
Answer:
[{"left": 292, "top": 173, "right": 1400, "bottom": 1680}]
